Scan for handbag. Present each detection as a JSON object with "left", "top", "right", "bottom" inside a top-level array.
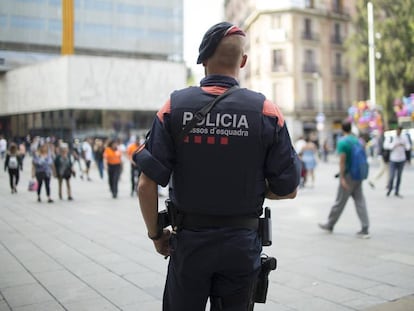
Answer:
[{"left": 28, "top": 179, "right": 38, "bottom": 191}]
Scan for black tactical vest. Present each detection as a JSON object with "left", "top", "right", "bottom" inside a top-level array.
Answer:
[{"left": 167, "top": 86, "right": 269, "bottom": 217}]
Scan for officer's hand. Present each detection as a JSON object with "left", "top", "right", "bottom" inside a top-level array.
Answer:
[{"left": 153, "top": 229, "right": 171, "bottom": 257}]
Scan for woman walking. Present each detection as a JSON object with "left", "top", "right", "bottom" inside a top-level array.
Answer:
[
  {"left": 32, "top": 144, "right": 55, "bottom": 203},
  {"left": 301, "top": 137, "right": 318, "bottom": 187},
  {"left": 103, "top": 139, "right": 122, "bottom": 198},
  {"left": 4, "top": 142, "right": 23, "bottom": 193},
  {"left": 54, "top": 143, "right": 74, "bottom": 200}
]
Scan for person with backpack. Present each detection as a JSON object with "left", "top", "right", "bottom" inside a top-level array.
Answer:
[
  {"left": 319, "top": 120, "right": 370, "bottom": 239},
  {"left": 4, "top": 142, "right": 23, "bottom": 193}
]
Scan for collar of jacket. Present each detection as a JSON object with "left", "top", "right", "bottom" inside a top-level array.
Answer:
[{"left": 200, "top": 75, "right": 239, "bottom": 88}]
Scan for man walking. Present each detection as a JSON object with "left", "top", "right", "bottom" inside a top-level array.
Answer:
[
  {"left": 319, "top": 120, "right": 370, "bottom": 238},
  {"left": 385, "top": 126, "right": 411, "bottom": 197},
  {"left": 135, "top": 22, "right": 300, "bottom": 310}
]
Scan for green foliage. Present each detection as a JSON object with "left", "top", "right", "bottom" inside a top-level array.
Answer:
[{"left": 347, "top": 0, "right": 414, "bottom": 124}]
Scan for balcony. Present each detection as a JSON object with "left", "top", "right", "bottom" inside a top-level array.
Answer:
[
  {"left": 332, "top": 67, "right": 349, "bottom": 78},
  {"left": 302, "top": 31, "right": 319, "bottom": 41},
  {"left": 331, "top": 5, "right": 350, "bottom": 16},
  {"left": 331, "top": 35, "right": 344, "bottom": 45},
  {"left": 303, "top": 63, "right": 319, "bottom": 73}
]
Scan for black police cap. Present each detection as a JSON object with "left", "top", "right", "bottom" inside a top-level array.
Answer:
[{"left": 197, "top": 22, "right": 245, "bottom": 64}]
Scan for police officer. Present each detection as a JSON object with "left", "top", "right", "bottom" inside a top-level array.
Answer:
[{"left": 136, "top": 22, "right": 300, "bottom": 311}]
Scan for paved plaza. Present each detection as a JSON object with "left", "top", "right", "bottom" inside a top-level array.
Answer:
[{"left": 0, "top": 155, "right": 414, "bottom": 311}]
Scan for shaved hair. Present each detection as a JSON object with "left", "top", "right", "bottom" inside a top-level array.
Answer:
[{"left": 208, "top": 35, "right": 246, "bottom": 69}]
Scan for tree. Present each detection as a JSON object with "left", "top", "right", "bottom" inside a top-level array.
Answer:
[{"left": 347, "top": 0, "right": 414, "bottom": 126}]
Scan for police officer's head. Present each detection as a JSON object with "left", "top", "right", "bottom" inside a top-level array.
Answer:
[{"left": 197, "top": 22, "right": 247, "bottom": 76}]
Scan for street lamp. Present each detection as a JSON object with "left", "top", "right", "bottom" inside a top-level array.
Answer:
[
  {"left": 367, "top": 1, "right": 376, "bottom": 109},
  {"left": 313, "top": 72, "right": 325, "bottom": 146}
]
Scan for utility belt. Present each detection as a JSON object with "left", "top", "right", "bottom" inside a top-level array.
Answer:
[{"left": 158, "top": 199, "right": 277, "bottom": 308}]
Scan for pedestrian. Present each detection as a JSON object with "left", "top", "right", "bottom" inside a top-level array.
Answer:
[
  {"left": 319, "top": 120, "right": 370, "bottom": 238},
  {"left": 4, "top": 142, "right": 23, "bottom": 193},
  {"left": 54, "top": 143, "right": 74, "bottom": 200},
  {"left": 82, "top": 138, "right": 93, "bottom": 181},
  {"left": 126, "top": 136, "right": 142, "bottom": 196},
  {"left": 0, "top": 135, "right": 7, "bottom": 159},
  {"left": 103, "top": 139, "right": 122, "bottom": 198},
  {"left": 385, "top": 126, "right": 411, "bottom": 198},
  {"left": 93, "top": 138, "right": 105, "bottom": 179},
  {"left": 301, "top": 137, "right": 318, "bottom": 187},
  {"left": 135, "top": 22, "right": 300, "bottom": 311},
  {"left": 32, "top": 143, "right": 55, "bottom": 203}
]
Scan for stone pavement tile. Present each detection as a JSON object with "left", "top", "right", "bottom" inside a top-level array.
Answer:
[
  {"left": 266, "top": 283, "right": 314, "bottom": 304},
  {"left": 12, "top": 300, "right": 65, "bottom": 311},
  {"left": 0, "top": 255, "right": 26, "bottom": 274},
  {"left": 379, "top": 252, "right": 414, "bottom": 266},
  {"left": 364, "top": 294, "right": 414, "bottom": 311},
  {"left": 273, "top": 270, "right": 319, "bottom": 290},
  {"left": 301, "top": 282, "right": 368, "bottom": 303},
  {"left": 344, "top": 295, "right": 388, "bottom": 311},
  {"left": 123, "top": 271, "right": 165, "bottom": 289},
  {"left": 99, "top": 260, "right": 150, "bottom": 276},
  {"left": 33, "top": 269, "right": 82, "bottom": 287},
  {"left": 361, "top": 284, "right": 414, "bottom": 301},
  {"left": 63, "top": 261, "right": 110, "bottom": 277},
  {"left": 122, "top": 301, "right": 161, "bottom": 311},
  {"left": 0, "top": 301, "right": 11, "bottom": 311},
  {"left": 0, "top": 271, "right": 37, "bottom": 290},
  {"left": 376, "top": 272, "right": 414, "bottom": 291},
  {"left": 98, "top": 285, "right": 155, "bottom": 307},
  {"left": 82, "top": 272, "right": 132, "bottom": 291},
  {"left": 46, "top": 283, "right": 101, "bottom": 304},
  {"left": 18, "top": 257, "right": 63, "bottom": 273},
  {"left": 63, "top": 297, "right": 119, "bottom": 311},
  {"left": 139, "top": 286, "right": 164, "bottom": 301},
  {"left": 286, "top": 296, "right": 354, "bottom": 311},
  {"left": 1, "top": 283, "right": 54, "bottom": 308}
]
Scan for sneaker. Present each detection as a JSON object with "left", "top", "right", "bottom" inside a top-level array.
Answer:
[
  {"left": 356, "top": 230, "right": 370, "bottom": 239},
  {"left": 37, "top": 197, "right": 41, "bottom": 202},
  {"left": 318, "top": 223, "right": 333, "bottom": 233},
  {"left": 368, "top": 181, "right": 375, "bottom": 189},
  {"left": 47, "top": 198, "right": 54, "bottom": 203},
  {"left": 395, "top": 193, "right": 403, "bottom": 198},
  {"left": 386, "top": 189, "right": 392, "bottom": 196},
  {"left": 68, "top": 196, "right": 73, "bottom": 201}
]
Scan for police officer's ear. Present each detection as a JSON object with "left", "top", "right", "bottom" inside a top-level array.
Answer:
[{"left": 240, "top": 54, "right": 247, "bottom": 68}]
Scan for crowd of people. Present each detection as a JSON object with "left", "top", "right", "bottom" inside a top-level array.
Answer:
[{"left": 2, "top": 134, "right": 145, "bottom": 201}]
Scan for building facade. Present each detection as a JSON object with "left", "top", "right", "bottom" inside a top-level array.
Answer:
[
  {"left": 0, "top": 0, "right": 185, "bottom": 141},
  {"left": 225, "top": 0, "right": 359, "bottom": 145}
]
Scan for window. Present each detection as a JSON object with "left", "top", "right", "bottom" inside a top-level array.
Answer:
[
  {"left": 336, "top": 84, "right": 343, "bottom": 109},
  {"left": 0, "top": 15, "right": 7, "bottom": 28},
  {"left": 11, "top": 15, "right": 46, "bottom": 30},
  {"left": 333, "top": 23, "right": 341, "bottom": 43},
  {"left": 272, "top": 49, "right": 285, "bottom": 72},
  {"left": 333, "top": 0, "right": 343, "bottom": 12},
  {"left": 304, "top": 49, "right": 316, "bottom": 72},
  {"left": 306, "top": 82, "right": 314, "bottom": 108},
  {"left": 335, "top": 53, "right": 342, "bottom": 73},
  {"left": 304, "top": 18, "right": 312, "bottom": 38},
  {"left": 305, "top": 0, "right": 314, "bottom": 8},
  {"left": 84, "top": 0, "right": 113, "bottom": 11},
  {"left": 272, "top": 15, "right": 282, "bottom": 28}
]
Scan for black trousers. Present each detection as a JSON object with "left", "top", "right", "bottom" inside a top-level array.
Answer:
[
  {"left": 8, "top": 168, "right": 19, "bottom": 190},
  {"left": 108, "top": 164, "right": 122, "bottom": 197}
]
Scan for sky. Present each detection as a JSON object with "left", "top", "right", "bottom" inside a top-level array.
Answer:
[{"left": 183, "top": 0, "right": 224, "bottom": 82}]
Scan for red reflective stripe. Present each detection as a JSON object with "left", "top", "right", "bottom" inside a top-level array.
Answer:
[
  {"left": 262, "top": 99, "right": 285, "bottom": 127},
  {"left": 156, "top": 99, "right": 171, "bottom": 123},
  {"left": 201, "top": 86, "right": 227, "bottom": 95}
]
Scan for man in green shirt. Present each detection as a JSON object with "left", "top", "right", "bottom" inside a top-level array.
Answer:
[{"left": 319, "top": 120, "right": 370, "bottom": 238}]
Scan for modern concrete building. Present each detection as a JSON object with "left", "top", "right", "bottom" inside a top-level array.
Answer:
[
  {"left": 225, "top": 0, "right": 359, "bottom": 145},
  {"left": 0, "top": 0, "right": 185, "bottom": 140}
]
